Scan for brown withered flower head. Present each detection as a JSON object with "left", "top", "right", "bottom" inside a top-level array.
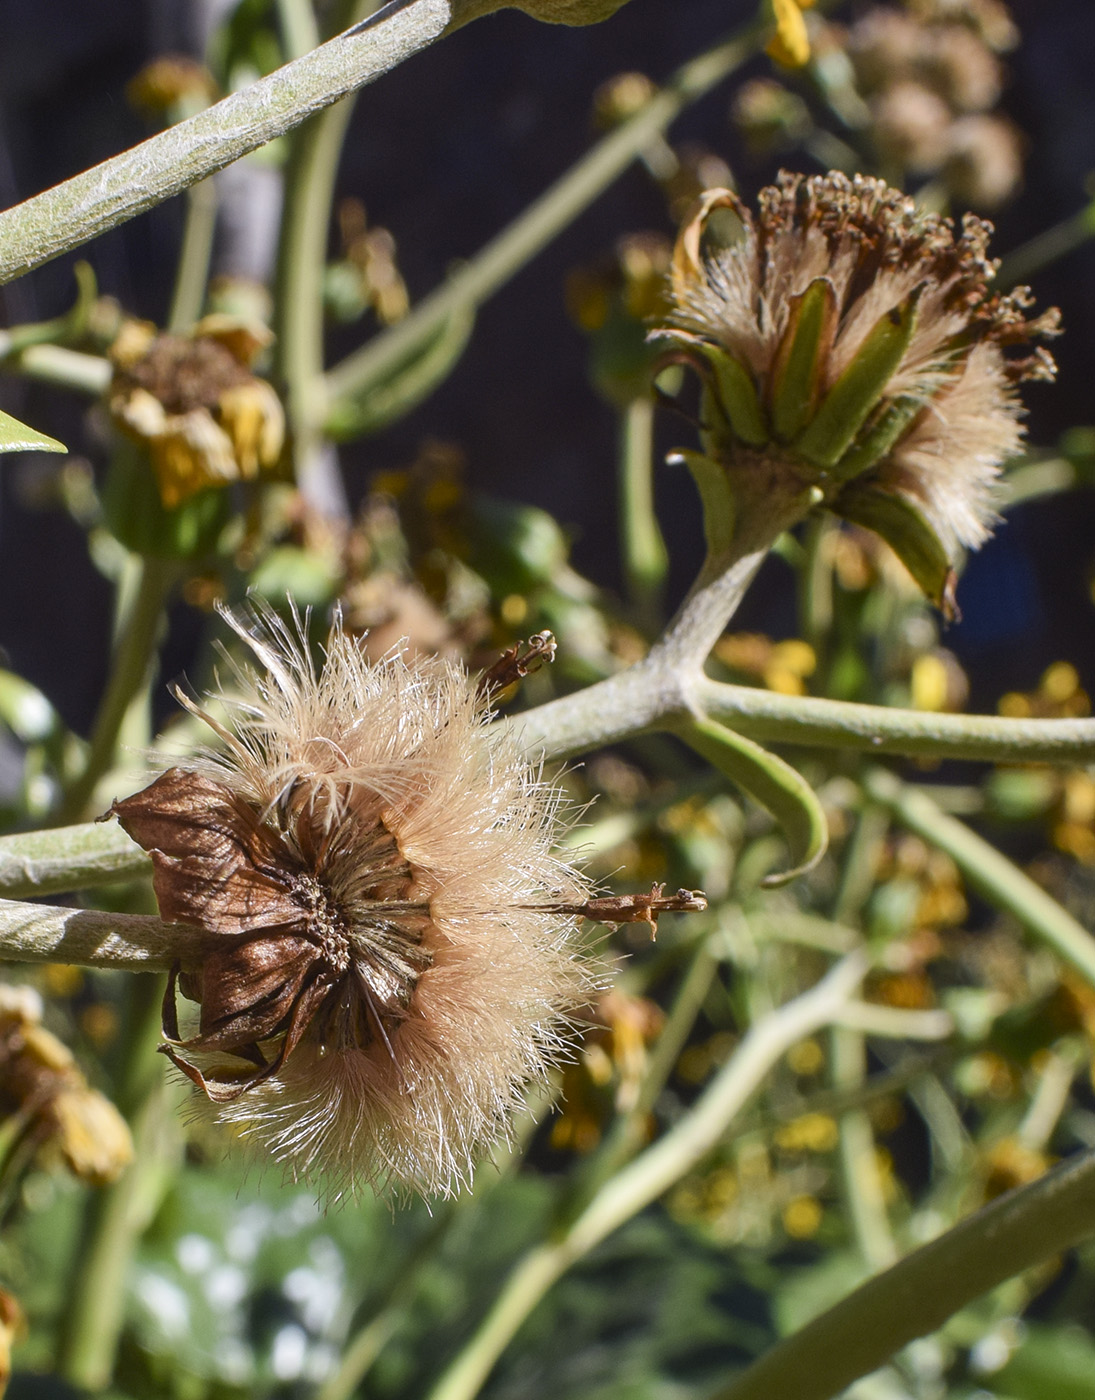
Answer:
[
  {"left": 106, "top": 607, "right": 599, "bottom": 1198},
  {"left": 0, "top": 985, "right": 133, "bottom": 1187},
  {"left": 109, "top": 315, "right": 285, "bottom": 509},
  {"left": 653, "top": 171, "right": 1059, "bottom": 614}
]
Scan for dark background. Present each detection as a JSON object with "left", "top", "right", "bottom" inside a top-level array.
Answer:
[{"left": 0, "top": 0, "right": 1093, "bottom": 732}]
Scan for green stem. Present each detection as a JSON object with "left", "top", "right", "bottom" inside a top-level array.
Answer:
[
  {"left": 323, "top": 23, "right": 759, "bottom": 407},
  {"left": 57, "top": 975, "right": 180, "bottom": 1389},
  {"left": 0, "top": 822, "right": 149, "bottom": 898},
  {"left": 507, "top": 666, "right": 1095, "bottom": 766},
  {"left": 864, "top": 767, "right": 1095, "bottom": 989},
  {"left": 0, "top": 899, "right": 201, "bottom": 971},
  {"left": 618, "top": 395, "right": 667, "bottom": 631},
  {"left": 0, "top": 343, "right": 110, "bottom": 395},
  {"left": 59, "top": 555, "right": 174, "bottom": 824},
  {"left": 275, "top": 0, "right": 321, "bottom": 56},
  {"left": 998, "top": 197, "right": 1095, "bottom": 288},
  {"left": 712, "top": 1148, "right": 1095, "bottom": 1400},
  {"left": 167, "top": 178, "right": 218, "bottom": 331},
  {"left": 317, "top": 1206, "right": 457, "bottom": 1400},
  {"left": 275, "top": 0, "right": 381, "bottom": 508},
  {"left": 425, "top": 954, "right": 866, "bottom": 1400},
  {"left": 0, "top": 0, "right": 453, "bottom": 287}
]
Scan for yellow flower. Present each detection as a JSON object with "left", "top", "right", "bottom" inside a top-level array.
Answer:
[
  {"left": 767, "top": 0, "right": 813, "bottom": 68},
  {"left": 109, "top": 316, "right": 284, "bottom": 509}
]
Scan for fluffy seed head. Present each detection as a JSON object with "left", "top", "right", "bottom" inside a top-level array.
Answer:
[
  {"left": 110, "top": 607, "right": 595, "bottom": 1200},
  {"left": 654, "top": 170, "right": 1059, "bottom": 609}
]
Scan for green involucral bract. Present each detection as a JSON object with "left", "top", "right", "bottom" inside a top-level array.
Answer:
[
  {"left": 794, "top": 285, "right": 923, "bottom": 468},
  {"left": 835, "top": 481, "right": 958, "bottom": 618},
  {"left": 770, "top": 277, "right": 838, "bottom": 444}
]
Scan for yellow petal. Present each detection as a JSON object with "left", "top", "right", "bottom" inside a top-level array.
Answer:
[{"left": 767, "top": 0, "right": 811, "bottom": 68}]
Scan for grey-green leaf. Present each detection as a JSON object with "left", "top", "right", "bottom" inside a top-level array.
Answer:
[{"left": 681, "top": 715, "right": 828, "bottom": 886}]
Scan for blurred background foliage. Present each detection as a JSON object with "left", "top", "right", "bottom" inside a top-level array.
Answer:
[{"left": 0, "top": 0, "right": 1094, "bottom": 1398}]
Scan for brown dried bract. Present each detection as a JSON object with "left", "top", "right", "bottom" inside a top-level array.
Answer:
[
  {"left": 533, "top": 883, "right": 709, "bottom": 938},
  {"left": 109, "top": 767, "right": 432, "bottom": 1103},
  {"left": 477, "top": 630, "right": 558, "bottom": 702}
]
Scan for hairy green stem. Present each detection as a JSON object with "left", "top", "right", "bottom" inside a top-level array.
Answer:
[
  {"left": 712, "top": 1148, "right": 1095, "bottom": 1400},
  {"left": 60, "top": 555, "right": 175, "bottom": 824},
  {"left": 0, "top": 899, "right": 203, "bottom": 970},
  {"left": 0, "top": 823, "right": 149, "bottom": 899},
  {"left": 323, "top": 24, "right": 758, "bottom": 406},
  {"left": 508, "top": 665, "right": 1095, "bottom": 765},
  {"left": 425, "top": 953, "right": 866, "bottom": 1400},
  {"left": 0, "top": 0, "right": 452, "bottom": 286},
  {"left": 864, "top": 767, "right": 1095, "bottom": 988}
]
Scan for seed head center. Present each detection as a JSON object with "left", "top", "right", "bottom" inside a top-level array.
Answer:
[{"left": 293, "top": 873, "right": 351, "bottom": 970}]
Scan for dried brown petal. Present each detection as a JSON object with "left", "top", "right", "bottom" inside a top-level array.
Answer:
[{"left": 108, "top": 768, "right": 304, "bottom": 935}]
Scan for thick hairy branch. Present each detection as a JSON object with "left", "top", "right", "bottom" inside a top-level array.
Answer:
[
  {"left": 0, "top": 900, "right": 200, "bottom": 973},
  {"left": 0, "top": 0, "right": 451, "bottom": 284},
  {"left": 509, "top": 662, "right": 1095, "bottom": 766}
]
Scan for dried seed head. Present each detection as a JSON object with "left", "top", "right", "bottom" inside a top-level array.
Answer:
[
  {"left": 109, "top": 316, "right": 284, "bottom": 509},
  {"left": 653, "top": 170, "right": 1059, "bottom": 612},
  {"left": 110, "top": 606, "right": 597, "bottom": 1199}
]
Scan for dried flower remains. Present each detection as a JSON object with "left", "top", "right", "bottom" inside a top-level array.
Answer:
[
  {"left": 107, "top": 609, "right": 613, "bottom": 1199},
  {"left": 654, "top": 170, "right": 1059, "bottom": 615},
  {"left": 109, "top": 315, "right": 285, "bottom": 509}
]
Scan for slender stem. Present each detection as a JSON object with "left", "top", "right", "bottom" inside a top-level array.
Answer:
[
  {"left": 569, "top": 937, "right": 719, "bottom": 1208},
  {"left": 507, "top": 665, "right": 1095, "bottom": 765},
  {"left": 57, "top": 976, "right": 180, "bottom": 1389},
  {"left": 275, "top": 0, "right": 381, "bottom": 512},
  {"left": 712, "top": 1148, "right": 1095, "bottom": 1400},
  {"left": 425, "top": 953, "right": 866, "bottom": 1400},
  {"left": 0, "top": 823, "right": 149, "bottom": 899},
  {"left": 323, "top": 24, "right": 759, "bottom": 406},
  {"left": 317, "top": 1207, "right": 457, "bottom": 1400},
  {"left": 276, "top": 0, "right": 321, "bottom": 56},
  {"left": 167, "top": 179, "right": 218, "bottom": 332},
  {"left": 0, "top": 0, "right": 453, "bottom": 287},
  {"left": 617, "top": 395, "right": 667, "bottom": 630},
  {"left": 59, "top": 555, "right": 174, "bottom": 824},
  {"left": 864, "top": 767, "right": 1095, "bottom": 988},
  {"left": 0, "top": 344, "right": 110, "bottom": 395},
  {"left": 998, "top": 197, "right": 1095, "bottom": 288}
]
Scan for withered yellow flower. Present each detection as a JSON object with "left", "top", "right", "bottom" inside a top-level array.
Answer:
[
  {"left": 0, "top": 985, "right": 133, "bottom": 1187},
  {"left": 654, "top": 171, "right": 1059, "bottom": 614},
  {"left": 109, "top": 316, "right": 284, "bottom": 509},
  {"left": 107, "top": 607, "right": 599, "bottom": 1198}
]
